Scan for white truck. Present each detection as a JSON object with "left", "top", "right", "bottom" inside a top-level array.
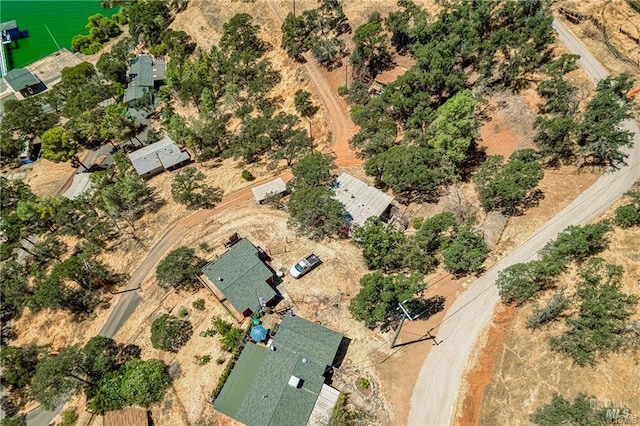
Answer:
[{"left": 289, "top": 253, "right": 322, "bottom": 278}]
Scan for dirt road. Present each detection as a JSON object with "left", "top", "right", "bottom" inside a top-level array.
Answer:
[
  {"left": 408, "top": 19, "right": 640, "bottom": 426},
  {"left": 266, "top": 0, "right": 361, "bottom": 167}
]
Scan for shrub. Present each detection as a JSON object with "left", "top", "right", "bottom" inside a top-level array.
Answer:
[
  {"left": 330, "top": 393, "right": 367, "bottom": 426},
  {"left": 530, "top": 393, "right": 629, "bottom": 426},
  {"left": 221, "top": 327, "right": 245, "bottom": 352},
  {"left": 179, "top": 308, "right": 188, "bottom": 318},
  {"left": 195, "top": 355, "right": 211, "bottom": 365},
  {"left": 192, "top": 298, "right": 205, "bottom": 311},
  {"left": 216, "top": 357, "right": 225, "bottom": 365},
  {"left": 241, "top": 170, "right": 255, "bottom": 181},
  {"left": 210, "top": 347, "right": 243, "bottom": 402},
  {"left": 526, "top": 290, "right": 571, "bottom": 329},
  {"left": 61, "top": 408, "right": 78, "bottom": 426},
  {"left": 150, "top": 314, "right": 193, "bottom": 352},
  {"left": 358, "top": 377, "right": 370, "bottom": 389},
  {"left": 614, "top": 204, "right": 640, "bottom": 228}
]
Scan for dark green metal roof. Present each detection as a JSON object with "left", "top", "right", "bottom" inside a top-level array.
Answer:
[
  {"left": 214, "top": 314, "right": 343, "bottom": 426},
  {"left": 4, "top": 68, "right": 39, "bottom": 92},
  {"left": 202, "top": 239, "right": 276, "bottom": 314},
  {"left": 213, "top": 344, "right": 266, "bottom": 419},
  {"left": 129, "top": 55, "right": 153, "bottom": 87}
]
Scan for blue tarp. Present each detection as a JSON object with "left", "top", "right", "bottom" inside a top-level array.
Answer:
[{"left": 250, "top": 325, "right": 268, "bottom": 342}]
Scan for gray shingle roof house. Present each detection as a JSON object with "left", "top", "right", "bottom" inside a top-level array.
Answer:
[
  {"left": 123, "top": 55, "right": 165, "bottom": 106},
  {"left": 214, "top": 314, "right": 345, "bottom": 426},
  {"left": 251, "top": 177, "right": 288, "bottom": 204},
  {"left": 332, "top": 173, "right": 393, "bottom": 228},
  {"left": 127, "top": 136, "right": 190, "bottom": 178},
  {"left": 201, "top": 238, "right": 277, "bottom": 319},
  {"left": 4, "top": 68, "right": 45, "bottom": 97}
]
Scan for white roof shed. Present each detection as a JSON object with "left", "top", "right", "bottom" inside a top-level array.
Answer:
[{"left": 252, "top": 177, "right": 287, "bottom": 204}]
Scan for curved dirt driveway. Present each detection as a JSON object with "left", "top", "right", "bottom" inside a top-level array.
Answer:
[
  {"left": 408, "top": 19, "right": 640, "bottom": 426},
  {"left": 266, "top": 0, "right": 361, "bottom": 168}
]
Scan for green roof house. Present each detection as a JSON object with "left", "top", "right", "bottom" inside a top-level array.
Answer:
[
  {"left": 124, "top": 55, "right": 165, "bottom": 107},
  {"left": 4, "top": 68, "right": 45, "bottom": 97},
  {"left": 201, "top": 238, "right": 278, "bottom": 320},
  {"left": 214, "top": 314, "right": 346, "bottom": 426}
]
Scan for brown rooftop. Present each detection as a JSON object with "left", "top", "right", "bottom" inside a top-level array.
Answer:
[
  {"left": 374, "top": 67, "right": 408, "bottom": 85},
  {"left": 103, "top": 407, "right": 149, "bottom": 426}
]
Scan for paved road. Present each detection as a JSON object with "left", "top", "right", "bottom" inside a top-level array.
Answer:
[{"left": 408, "top": 19, "right": 640, "bottom": 426}]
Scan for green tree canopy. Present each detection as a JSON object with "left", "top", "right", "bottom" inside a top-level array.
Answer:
[
  {"left": 89, "top": 358, "right": 171, "bottom": 414},
  {"left": 287, "top": 186, "right": 346, "bottom": 240},
  {"left": 425, "top": 89, "right": 480, "bottom": 175},
  {"left": 126, "top": 0, "right": 169, "bottom": 46},
  {"left": 291, "top": 152, "right": 336, "bottom": 188},
  {"left": 119, "top": 359, "right": 171, "bottom": 407},
  {"left": 350, "top": 14, "right": 393, "bottom": 79},
  {"left": 365, "top": 145, "right": 448, "bottom": 203},
  {"left": 474, "top": 149, "right": 544, "bottom": 216},
  {"left": 294, "top": 89, "right": 319, "bottom": 119},
  {"left": 171, "top": 167, "right": 223, "bottom": 210},
  {"left": 40, "top": 127, "right": 79, "bottom": 163},
  {"left": 352, "top": 217, "right": 406, "bottom": 272},
  {"left": 550, "top": 258, "right": 638, "bottom": 366},
  {"left": 531, "top": 393, "right": 629, "bottom": 426},
  {"left": 155, "top": 246, "right": 204, "bottom": 291},
  {"left": 30, "top": 346, "right": 84, "bottom": 410},
  {"left": 281, "top": 12, "right": 312, "bottom": 62},
  {"left": 349, "top": 271, "right": 426, "bottom": 329},
  {"left": 539, "top": 222, "right": 611, "bottom": 264},
  {"left": 0, "top": 345, "right": 45, "bottom": 390},
  {"left": 577, "top": 74, "right": 635, "bottom": 166},
  {"left": 440, "top": 223, "right": 489, "bottom": 277},
  {"left": 150, "top": 314, "right": 193, "bottom": 352},
  {"left": 0, "top": 97, "right": 58, "bottom": 141}
]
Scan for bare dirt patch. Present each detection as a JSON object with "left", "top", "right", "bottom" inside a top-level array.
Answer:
[{"left": 23, "top": 158, "right": 76, "bottom": 198}]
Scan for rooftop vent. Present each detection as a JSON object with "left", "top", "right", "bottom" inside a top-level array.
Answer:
[{"left": 288, "top": 375, "right": 302, "bottom": 389}]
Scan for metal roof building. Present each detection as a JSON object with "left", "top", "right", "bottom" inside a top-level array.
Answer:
[
  {"left": 127, "top": 136, "right": 190, "bottom": 178},
  {"left": 332, "top": 173, "right": 393, "bottom": 228},
  {"left": 214, "top": 314, "right": 344, "bottom": 426},
  {"left": 251, "top": 177, "right": 287, "bottom": 204},
  {"left": 201, "top": 238, "right": 277, "bottom": 319}
]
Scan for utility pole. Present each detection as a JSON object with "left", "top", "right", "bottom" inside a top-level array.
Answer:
[
  {"left": 345, "top": 62, "right": 348, "bottom": 90},
  {"left": 391, "top": 299, "right": 439, "bottom": 348}
]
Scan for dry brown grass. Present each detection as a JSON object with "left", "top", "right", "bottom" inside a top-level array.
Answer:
[{"left": 16, "top": 2, "right": 640, "bottom": 425}]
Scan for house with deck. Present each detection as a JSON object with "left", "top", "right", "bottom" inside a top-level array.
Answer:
[
  {"left": 124, "top": 55, "right": 165, "bottom": 107},
  {"left": 200, "top": 238, "right": 278, "bottom": 321},
  {"left": 214, "top": 313, "right": 347, "bottom": 426},
  {"left": 3, "top": 68, "right": 45, "bottom": 98}
]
